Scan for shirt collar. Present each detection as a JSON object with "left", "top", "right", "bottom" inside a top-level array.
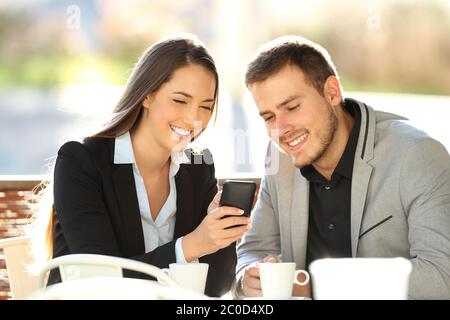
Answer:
[
  {"left": 334, "top": 98, "right": 361, "bottom": 179},
  {"left": 114, "top": 131, "right": 135, "bottom": 164},
  {"left": 114, "top": 131, "right": 190, "bottom": 177}
]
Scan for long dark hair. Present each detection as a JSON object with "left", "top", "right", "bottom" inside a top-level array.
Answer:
[
  {"left": 28, "top": 35, "right": 219, "bottom": 268},
  {"left": 93, "top": 34, "right": 219, "bottom": 138}
]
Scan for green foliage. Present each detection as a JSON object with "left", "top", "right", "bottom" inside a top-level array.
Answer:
[{"left": 0, "top": 55, "right": 133, "bottom": 87}]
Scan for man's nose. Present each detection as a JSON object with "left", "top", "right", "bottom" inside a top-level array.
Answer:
[{"left": 276, "top": 114, "right": 293, "bottom": 137}]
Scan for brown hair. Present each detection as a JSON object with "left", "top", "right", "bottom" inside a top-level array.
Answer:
[
  {"left": 28, "top": 34, "right": 219, "bottom": 268},
  {"left": 245, "top": 35, "right": 338, "bottom": 95}
]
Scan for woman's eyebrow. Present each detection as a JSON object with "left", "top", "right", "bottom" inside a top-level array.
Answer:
[
  {"left": 172, "top": 91, "right": 192, "bottom": 98},
  {"left": 172, "top": 91, "right": 214, "bottom": 102}
]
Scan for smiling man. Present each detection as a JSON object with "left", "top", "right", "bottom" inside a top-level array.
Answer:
[{"left": 233, "top": 36, "right": 450, "bottom": 299}]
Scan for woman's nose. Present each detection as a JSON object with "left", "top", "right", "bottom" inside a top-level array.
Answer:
[{"left": 183, "top": 105, "right": 200, "bottom": 123}]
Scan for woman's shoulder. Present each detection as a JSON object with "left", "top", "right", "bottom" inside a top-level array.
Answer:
[{"left": 57, "top": 137, "right": 114, "bottom": 168}]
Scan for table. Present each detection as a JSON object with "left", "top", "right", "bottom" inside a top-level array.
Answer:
[{"left": 27, "top": 277, "right": 209, "bottom": 300}]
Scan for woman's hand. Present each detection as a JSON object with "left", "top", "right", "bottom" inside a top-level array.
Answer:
[{"left": 182, "top": 192, "right": 251, "bottom": 261}]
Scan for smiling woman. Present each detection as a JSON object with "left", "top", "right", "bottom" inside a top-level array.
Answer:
[
  {"left": 135, "top": 63, "right": 217, "bottom": 157},
  {"left": 28, "top": 34, "right": 251, "bottom": 298}
]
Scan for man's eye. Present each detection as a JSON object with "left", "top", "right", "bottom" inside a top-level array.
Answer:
[
  {"left": 264, "top": 116, "right": 274, "bottom": 122},
  {"left": 287, "top": 104, "right": 300, "bottom": 111},
  {"left": 200, "top": 106, "right": 212, "bottom": 111},
  {"left": 173, "top": 99, "right": 187, "bottom": 104}
]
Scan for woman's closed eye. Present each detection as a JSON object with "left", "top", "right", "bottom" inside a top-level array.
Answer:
[
  {"left": 200, "top": 105, "right": 213, "bottom": 111},
  {"left": 173, "top": 99, "right": 187, "bottom": 104}
]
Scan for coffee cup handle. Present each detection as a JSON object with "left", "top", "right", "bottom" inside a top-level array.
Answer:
[{"left": 293, "top": 270, "right": 310, "bottom": 286}]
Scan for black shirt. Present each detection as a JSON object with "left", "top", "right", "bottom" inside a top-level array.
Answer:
[{"left": 301, "top": 99, "right": 361, "bottom": 269}]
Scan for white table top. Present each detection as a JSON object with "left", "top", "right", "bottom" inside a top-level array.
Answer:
[{"left": 27, "top": 277, "right": 209, "bottom": 300}]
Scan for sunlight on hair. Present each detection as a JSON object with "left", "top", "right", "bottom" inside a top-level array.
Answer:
[{"left": 26, "top": 178, "right": 55, "bottom": 275}]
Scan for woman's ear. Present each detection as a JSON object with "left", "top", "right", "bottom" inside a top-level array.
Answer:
[
  {"left": 142, "top": 93, "right": 154, "bottom": 109},
  {"left": 323, "top": 76, "right": 342, "bottom": 108}
]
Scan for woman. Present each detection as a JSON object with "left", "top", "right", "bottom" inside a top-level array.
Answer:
[{"left": 31, "top": 35, "right": 250, "bottom": 297}]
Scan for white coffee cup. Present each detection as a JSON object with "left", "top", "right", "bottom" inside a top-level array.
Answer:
[
  {"left": 309, "top": 257, "right": 412, "bottom": 300},
  {"left": 258, "top": 262, "right": 310, "bottom": 299},
  {"left": 162, "top": 263, "right": 209, "bottom": 294}
]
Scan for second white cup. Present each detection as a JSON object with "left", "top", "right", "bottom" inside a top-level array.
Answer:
[
  {"left": 259, "top": 262, "right": 309, "bottom": 299},
  {"left": 163, "top": 263, "right": 209, "bottom": 295}
]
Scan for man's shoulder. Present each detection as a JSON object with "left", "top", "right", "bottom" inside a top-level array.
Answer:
[
  {"left": 374, "top": 112, "right": 432, "bottom": 149},
  {"left": 372, "top": 112, "right": 449, "bottom": 171}
]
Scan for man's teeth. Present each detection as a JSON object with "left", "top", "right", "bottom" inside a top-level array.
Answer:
[
  {"left": 170, "top": 125, "right": 191, "bottom": 137},
  {"left": 287, "top": 133, "right": 308, "bottom": 147}
]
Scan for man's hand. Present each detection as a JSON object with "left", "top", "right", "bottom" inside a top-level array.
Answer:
[
  {"left": 242, "top": 255, "right": 311, "bottom": 298},
  {"left": 241, "top": 256, "right": 278, "bottom": 297}
]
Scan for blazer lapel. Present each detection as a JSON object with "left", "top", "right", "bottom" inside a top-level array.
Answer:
[
  {"left": 277, "top": 151, "right": 309, "bottom": 268},
  {"left": 350, "top": 159, "right": 373, "bottom": 256},
  {"left": 112, "top": 164, "right": 145, "bottom": 256},
  {"left": 290, "top": 170, "right": 309, "bottom": 268},
  {"left": 174, "top": 166, "right": 195, "bottom": 238},
  {"left": 350, "top": 99, "right": 376, "bottom": 257}
]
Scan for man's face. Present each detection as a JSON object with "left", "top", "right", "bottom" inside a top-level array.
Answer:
[{"left": 249, "top": 64, "right": 338, "bottom": 168}]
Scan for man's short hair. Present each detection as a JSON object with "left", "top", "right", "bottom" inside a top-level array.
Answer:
[{"left": 245, "top": 36, "right": 339, "bottom": 95}]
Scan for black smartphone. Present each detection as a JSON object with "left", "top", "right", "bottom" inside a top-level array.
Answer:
[{"left": 219, "top": 180, "right": 257, "bottom": 218}]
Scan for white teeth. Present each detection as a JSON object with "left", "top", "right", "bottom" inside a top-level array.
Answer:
[
  {"left": 170, "top": 125, "right": 191, "bottom": 137},
  {"left": 288, "top": 133, "right": 308, "bottom": 147}
]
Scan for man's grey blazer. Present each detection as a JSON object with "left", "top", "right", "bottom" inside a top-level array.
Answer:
[{"left": 235, "top": 98, "right": 450, "bottom": 299}]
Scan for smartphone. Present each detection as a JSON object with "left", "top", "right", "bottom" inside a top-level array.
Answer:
[{"left": 219, "top": 180, "right": 257, "bottom": 218}]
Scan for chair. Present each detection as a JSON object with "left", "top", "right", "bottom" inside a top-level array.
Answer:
[
  {"left": 36, "top": 254, "right": 179, "bottom": 290},
  {"left": 0, "top": 236, "right": 37, "bottom": 299}
]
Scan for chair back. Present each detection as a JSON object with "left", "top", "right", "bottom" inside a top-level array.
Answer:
[
  {"left": 0, "top": 236, "right": 37, "bottom": 299},
  {"left": 36, "top": 254, "right": 179, "bottom": 289}
]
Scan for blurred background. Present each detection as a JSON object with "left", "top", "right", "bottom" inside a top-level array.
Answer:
[{"left": 1, "top": 0, "right": 449, "bottom": 177}]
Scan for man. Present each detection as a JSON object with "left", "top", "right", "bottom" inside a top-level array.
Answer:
[{"left": 233, "top": 36, "right": 450, "bottom": 299}]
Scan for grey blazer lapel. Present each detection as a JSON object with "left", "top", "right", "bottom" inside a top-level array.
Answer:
[
  {"left": 290, "top": 170, "right": 309, "bottom": 268},
  {"left": 349, "top": 99, "right": 376, "bottom": 256},
  {"left": 351, "top": 158, "right": 373, "bottom": 256},
  {"left": 276, "top": 152, "right": 309, "bottom": 267},
  {"left": 276, "top": 150, "right": 310, "bottom": 268},
  {"left": 276, "top": 153, "right": 295, "bottom": 262}
]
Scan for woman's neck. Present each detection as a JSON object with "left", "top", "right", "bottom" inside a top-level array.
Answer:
[{"left": 130, "top": 121, "right": 170, "bottom": 176}]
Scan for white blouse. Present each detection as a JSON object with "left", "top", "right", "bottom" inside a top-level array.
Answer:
[{"left": 114, "top": 131, "right": 191, "bottom": 262}]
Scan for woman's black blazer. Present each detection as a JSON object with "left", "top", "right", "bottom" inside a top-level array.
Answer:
[{"left": 50, "top": 137, "right": 236, "bottom": 297}]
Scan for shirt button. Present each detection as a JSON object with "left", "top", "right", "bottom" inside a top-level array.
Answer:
[
  {"left": 324, "top": 186, "right": 331, "bottom": 190},
  {"left": 328, "top": 223, "right": 335, "bottom": 230}
]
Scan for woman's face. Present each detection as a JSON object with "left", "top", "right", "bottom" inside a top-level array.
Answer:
[{"left": 141, "top": 63, "right": 216, "bottom": 152}]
